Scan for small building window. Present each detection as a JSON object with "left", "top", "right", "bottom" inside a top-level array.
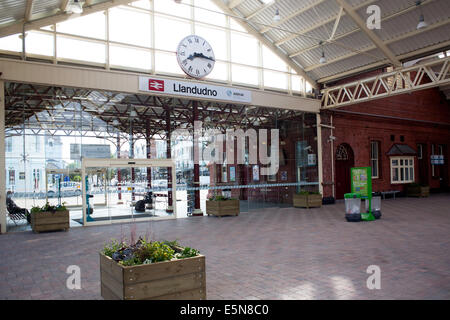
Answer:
[
  {"left": 370, "top": 141, "right": 380, "bottom": 179},
  {"left": 390, "top": 156, "right": 414, "bottom": 184}
]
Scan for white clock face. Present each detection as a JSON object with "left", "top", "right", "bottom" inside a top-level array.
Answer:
[{"left": 176, "top": 35, "right": 215, "bottom": 79}]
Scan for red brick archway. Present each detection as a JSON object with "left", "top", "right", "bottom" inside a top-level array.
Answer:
[{"left": 335, "top": 143, "right": 354, "bottom": 199}]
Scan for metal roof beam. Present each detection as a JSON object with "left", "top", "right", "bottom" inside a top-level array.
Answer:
[
  {"left": 335, "top": 0, "right": 401, "bottom": 67},
  {"left": 211, "top": 0, "right": 318, "bottom": 89},
  {"left": 306, "top": 18, "right": 450, "bottom": 72},
  {"left": 25, "top": 0, "right": 35, "bottom": 22},
  {"left": 259, "top": 0, "right": 326, "bottom": 34},
  {"left": 274, "top": 0, "right": 376, "bottom": 47},
  {"left": 0, "top": 0, "right": 133, "bottom": 38},
  {"left": 246, "top": 1, "right": 277, "bottom": 21},
  {"left": 321, "top": 55, "right": 450, "bottom": 108},
  {"left": 229, "top": 0, "right": 246, "bottom": 9},
  {"left": 318, "top": 40, "right": 450, "bottom": 84},
  {"left": 289, "top": 0, "right": 437, "bottom": 59}
]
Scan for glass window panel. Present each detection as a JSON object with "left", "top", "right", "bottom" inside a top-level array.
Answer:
[
  {"left": 131, "top": 0, "right": 151, "bottom": 10},
  {"left": 306, "top": 81, "right": 313, "bottom": 94},
  {"left": 155, "top": 15, "right": 191, "bottom": 51},
  {"left": 392, "top": 159, "right": 398, "bottom": 166},
  {"left": 400, "top": 167, "right": 404, "bottom": 180},
  {"left": 25, "top": 31, "right": 53, "bottom": 56},
  {"left": 409, "top": 159, "right": 413, "bottom": 165},
  {"left": 0, "top": 33, "right": 22, "bottom": 52},
  {"left": 264, "top": 70, "right": 288, "bottom": 90},
  {"left": 194, "top": 0, "right": 226, "bottom": 27},
  {"left": 393, "top": 168, "right": 398, "bottom": 181},
  {"left": 231, "top": 32, "right": 258, "bottom": 66},
  {"left": 230, "top": 18, "right": 246, "bottom": 32},
  {"left": 154, "top": 0, "right": 190, "bottom": 18},
  {"left": 205, "top": 61, "right": 228, "bottom": 81},
  {"left": 231, "top": 64, "right": 258, "bottom": 85},
  {"left": 155, "top": 51, "right": 184, "bottom": 75},
  {"left": 291, "top": 75, "right": 304, "bottom": 93},
  {"left": 57, "top": 36, "right": 105, "bottom": 63},
  {"left": 110, "top": 45, "right": 152, "bottom": 70},
  {"left": 57, "top": 11, "right": 106, "bottom": 39},
  {"left": 195, "top": 25, "right": 227, "bottom": 60},
  {"left": 40, "top": 25, "right": 53, "bottom": 31},
  {"left": 109, "top": 7, "right": 151, "bottom": 46},
  {"left": 262, "top": 45, "right": 288, "bottom": 72}
]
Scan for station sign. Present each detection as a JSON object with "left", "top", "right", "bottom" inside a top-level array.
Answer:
[
  {"left": 139, "top": 76, "right": 252, "bottom": 103},
  {"left": 70, "top": 144, "right": 111, "bottom": 160},
  {"left": 431, "top": 155, "right": 444, "bottom": 165}
]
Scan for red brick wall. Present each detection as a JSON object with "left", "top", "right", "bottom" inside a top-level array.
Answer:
[{"left": 320, "top": 88, "right": 450, "bottom": 198}]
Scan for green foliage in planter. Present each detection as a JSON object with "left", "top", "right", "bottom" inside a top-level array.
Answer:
[
  {"left": 102, "top": 239, "right": 125, "bottom": 258},
  {"left": 176, "top": 247, "right": 200, "bottom": 259},
  {"left": 208, "top": 195, "right": 237, "bottom": 201},
  {"left": 102, "top": 237, "right": 200, "bottom": 266},
  {"left": 31, "top": 202, "right": 67, "bottom": 214},
  {"left": 296, "top": 191, "right": 322, "bottom": 195}
]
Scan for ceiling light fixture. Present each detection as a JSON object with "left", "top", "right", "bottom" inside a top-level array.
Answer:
[
  {"left": 416, "top": 1, "right": 428, "bottom": 30},
  {"left": 319, "top": 41, "right": 327, "bottom": 64},
  {"left": 67, "top": 0, "right": 84, "bottom": 14},
  {"left": 273, "top": 8, "right": 281, "bottom": 22}
]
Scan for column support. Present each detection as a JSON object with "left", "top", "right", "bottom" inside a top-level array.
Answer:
[
  {"left": 316, "top": 113, "right": 324, "bottom": 196},
  {"left": 0, "top": 81, "right": 6, "bottom": 233},
  {"left": 146, "top": 119, "right": 152, "bottom": 209},
  {"left": 192, "top": 101, "right": 203, "bottom": 216},
  {"left": 166, "top": 106, "right": 173, "bottom": 213}
]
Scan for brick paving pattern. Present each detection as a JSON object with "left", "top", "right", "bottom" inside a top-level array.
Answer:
[{"left": 0, "top": 194, "right": 449, "bottom": 300}]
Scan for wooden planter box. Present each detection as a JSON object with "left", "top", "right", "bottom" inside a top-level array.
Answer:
[
  {"left": 406, "top": 185, "right": 430, "bottom": 197},
  {"left": 31, "top": 210, "right": 70, "bottom": 233},
  {"left": 293, "top": 194, "right": 322, "bottom": 208},
  {"left": 100, "top": 252, "right": 206, "bottom": 300},
  {"left": 206, "top": 199, "right": 240, "bottom": 217}
]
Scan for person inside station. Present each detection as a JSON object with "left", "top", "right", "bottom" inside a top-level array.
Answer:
[{"left": 6, "top": 191, "right": 31, "bottom": 224}]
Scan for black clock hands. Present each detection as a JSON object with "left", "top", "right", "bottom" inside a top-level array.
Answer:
[{"left": 187, "top": 52, "right": 215, "bottom": 62}]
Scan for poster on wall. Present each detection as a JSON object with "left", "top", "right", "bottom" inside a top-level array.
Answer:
[
  {"left": 281, "top": 171, "right": 288, "bottom": 181},
  {"left": 229, "top": 166, "right": 236, "bottom": 182},
  {"left": 252, "top": 165, "right": 259, "bottom": 181},
  {"left": 308, "top": 154, "right": 317, "bottom": 166}
]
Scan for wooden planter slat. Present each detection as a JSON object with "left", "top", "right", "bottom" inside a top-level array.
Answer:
[
  {"left": 293, "top": 194, "right": 322, "bottom": 208},
  {"left": 31, "top": 210, "right": 69, "bottom": 233},
  {"left": 100, "top": 252, "right": 206, "bottom": 300},
  {"left": 206, "top": 200, "right": 240, "bottom": 216},
  {"left": 406, "top": 186, "right": 430, "bottom": 197}
]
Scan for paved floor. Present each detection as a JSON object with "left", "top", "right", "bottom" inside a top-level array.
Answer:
[{"left": 0, "top": 194, "right": 449, "bottom": 300}]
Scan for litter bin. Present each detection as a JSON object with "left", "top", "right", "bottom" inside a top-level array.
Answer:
[
  {"left": 365, "top": 192, "right": 382, "bottom": 219},
  {"left": 345, "top": 193, "right": 361, "bottom": 222}
]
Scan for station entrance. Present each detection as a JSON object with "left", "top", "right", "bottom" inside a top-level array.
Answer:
[{"left": 2, "top": 80, "right": 320, "bottom": 232}]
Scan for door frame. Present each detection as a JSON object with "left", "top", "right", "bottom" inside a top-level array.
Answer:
[{"left": 81, "top": 158, "right": 177, "bottom": 226}]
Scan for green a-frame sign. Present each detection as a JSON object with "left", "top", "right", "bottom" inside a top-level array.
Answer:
[{"left": 350, "top": 167, "right": 375, "bottom": 221}]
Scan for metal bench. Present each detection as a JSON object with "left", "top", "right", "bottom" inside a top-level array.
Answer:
[{"left": 381, "top": 190, "right": 400, "bottom": 200}]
